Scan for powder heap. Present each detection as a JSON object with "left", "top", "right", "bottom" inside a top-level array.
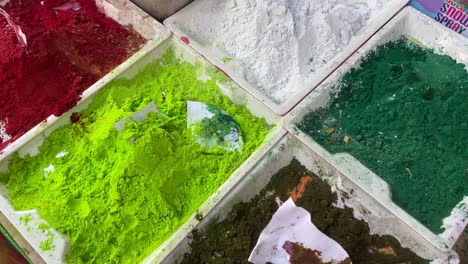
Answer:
[
  {"left": 0, "top": 50, "right": 270, "bottom": 263},
  {"left": 180, "top": 159, "right": 424, "bottom": 264},
  {"left": 178, "top": 0, "right": 394, "bottom": 102},
  {"left": 0, "top": 0, "right": 146, "bottom": 149},
  {"left": 298, "top": 39, "right": 468, "bottom": 233}
]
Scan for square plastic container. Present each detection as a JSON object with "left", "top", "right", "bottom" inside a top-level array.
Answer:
[
  {"left": 160, "top": 134, "right": 459, "bottom": 263},
  {"left": 0, "top": 36, "right": 285, "bottom": 263},
  {"left": 283, "top": 6, "right": 468, "bottom": 256},
  {"left": 0, "top": 0, "right": 171, "bottom": 159},
  {"left": 163, "top": 0, "right": 408, "bottom": 115}
]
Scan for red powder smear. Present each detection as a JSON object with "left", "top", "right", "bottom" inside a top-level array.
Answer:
[
  {"left": 180, "top": 36, "right": 189, "bottom": 44},
  {"left": 0, "top": 0, "right": 146, "bottom": 149},
  {"left": 283, "top": 241, "right": 352, "bottom": 264},
  {"left": 282, "top": 241, "right": 324, "bottom": 264}
]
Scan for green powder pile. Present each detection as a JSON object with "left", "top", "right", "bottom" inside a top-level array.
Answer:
[
  {"left": 38, "top": 224, "right": 55, "bottom": 251},
  {"left": 298, "top": 39, "right": 468, "bottom": 232},
  {"left": 0, "top": 50, "right": 270, "bottom": 263}
]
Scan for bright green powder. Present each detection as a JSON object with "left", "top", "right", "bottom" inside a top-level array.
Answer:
[
  {"left": 298, "top": 39, "right": 468, "bottom": 233},
  {"left": 0, "top": 49, "right": 270, "bottom": 263}
]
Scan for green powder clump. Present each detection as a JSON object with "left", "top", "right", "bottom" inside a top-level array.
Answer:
[
  {"left": 298, "top": 39, "right": 468, "bottom": 232},
  {"left": 19, "top": 214, "right": 32, "bottom": 225},
  {"left": 0, "top": 49, "right": 270, "bottom": 263},
  {"left": 38, "top": 223, "right": 55, "bottom": 251},
  {"left": 39, "top": 237, "right": 55, "bottom": 251},
  {"left": 221, "top": 57, "right": 233, "bottom": 63}
]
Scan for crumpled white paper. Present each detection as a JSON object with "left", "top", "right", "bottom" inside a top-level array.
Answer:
[{"left": 249, "top": 198, "right": 350, "bottom": 264}]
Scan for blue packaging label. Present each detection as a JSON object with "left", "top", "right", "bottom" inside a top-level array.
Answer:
[{"left": 410, "top": 0, "right": 468, "bottom": 37}]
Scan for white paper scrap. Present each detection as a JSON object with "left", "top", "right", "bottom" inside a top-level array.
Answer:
[{"left": 248, "top": 198, "right": 350, "bottom": 264}]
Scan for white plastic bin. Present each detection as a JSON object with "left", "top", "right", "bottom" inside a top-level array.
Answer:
[
  {"left": 163, "top": 0, "right": 408, "bottom": 115},
  {"left": 0, "top": 36, "right": 285, "bottom": 263},
  {"left": 283, "top": 6, "right": 468, "bottom": 257},
  {"left": 161, "top": 134, "right": 459, "bottom": 263}
]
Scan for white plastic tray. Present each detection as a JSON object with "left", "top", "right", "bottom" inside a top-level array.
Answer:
[
  {"left": 0, "top": 36, "right": 285, "bottom": 263},
  {"left": 0, "top": 0, "right": 171, "bottom": 157},
  {"left": 283, "top": 6, "right": 468, "bottom": 256},
  {"left": 163, "top": 0, "right": 408, "bottom": 116},
  {"left": 161, "top": 134, "right": 460, "bottom": 263}
]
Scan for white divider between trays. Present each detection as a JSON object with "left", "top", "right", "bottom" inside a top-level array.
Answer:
[
  {"left": 0, "top": 36, "right": 285, "bottom": 263},
  {"left": 161, "top": 134, "right": 460, "bottom": 263},
  {"left": 163, "top": 0, "right": 409, "bottom": 115},
  {"left": 282, "top": 6, "right": 468, "bottom": 259}
]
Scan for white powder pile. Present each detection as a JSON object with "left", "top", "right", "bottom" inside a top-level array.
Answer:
[{"left": 178, "top": 0, "right": 393, "bottom": 103}]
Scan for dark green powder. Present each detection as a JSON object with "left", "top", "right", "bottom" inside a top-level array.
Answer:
[
  {"left": 298, "top": 39, "right": 468, "bottom": 232},
  {"left": 180, "top": 159, "right": 424, "bottom": 264}
]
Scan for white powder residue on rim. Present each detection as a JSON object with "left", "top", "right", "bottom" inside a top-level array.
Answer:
[
  {"left": 179, "top": 0, "right": 391, "bottom": 103},
  {"left": 0, "top": 119, "right": 11, "bottom": 143},
  {"left": 439, "top": 196, "right": 468, "bottom": 243}
]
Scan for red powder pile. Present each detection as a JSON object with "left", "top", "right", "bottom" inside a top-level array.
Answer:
[{"left": 0, "top": 0, "right": 146, "bottom": 149}]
